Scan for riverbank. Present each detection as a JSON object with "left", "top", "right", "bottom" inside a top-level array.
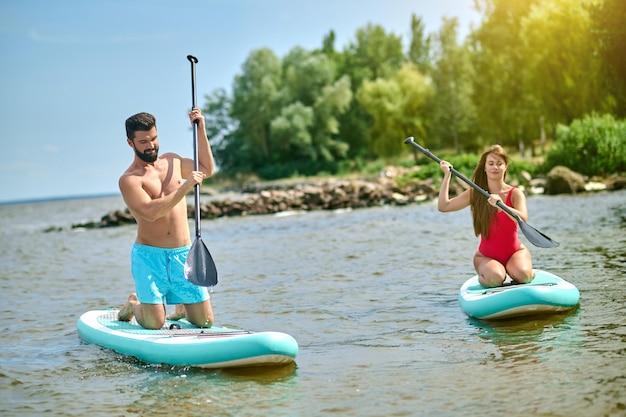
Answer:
[{"left": 67, "top": 165, "right": 626, "bottom": 230}]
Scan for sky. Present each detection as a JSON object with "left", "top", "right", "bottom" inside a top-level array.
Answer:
[{"left": 0, "top": 0, "right": 481, "bottom": 204}]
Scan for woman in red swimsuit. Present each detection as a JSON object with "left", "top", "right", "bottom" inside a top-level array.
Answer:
[{"left": 437, "top": 145, "right": 535, "bottom": 288}]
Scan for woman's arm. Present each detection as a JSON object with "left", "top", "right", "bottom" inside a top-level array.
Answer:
[{"left": 437, "top": 161, "right": 470, "bottom": 212}]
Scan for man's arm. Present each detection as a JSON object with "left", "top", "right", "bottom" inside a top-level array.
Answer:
[
  {"left": 119, "top": 171, "right": 202, "bottom": 222},
  {"left": 183, "top": 108, "right": 215, "bottom": 179}
]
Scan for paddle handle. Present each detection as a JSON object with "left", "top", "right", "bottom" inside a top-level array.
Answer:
[
  {"left": 188, "top": 55, "right": 201, "bottom": 239},
  {"left": 403, "top": 137, "right": 520, "bottom": 221}
]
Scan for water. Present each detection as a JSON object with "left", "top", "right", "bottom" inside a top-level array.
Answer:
[{"left": 1, "top": 190, "right": 625, "bottom": 417}]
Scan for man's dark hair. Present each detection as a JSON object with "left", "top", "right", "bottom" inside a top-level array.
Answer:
[{"left": 125, "top": 112, "right": 156, "bottom": 139}]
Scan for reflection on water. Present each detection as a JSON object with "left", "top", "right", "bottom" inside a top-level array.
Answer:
[
  {"left": 122, "top": 362, "right": 300, "bottom": 417},
  {"left": 468, "top": 309, "right": 581, "bottom": 363}
]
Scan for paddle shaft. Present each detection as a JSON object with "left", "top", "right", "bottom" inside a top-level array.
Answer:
[
  {"left": 184, "top": 55, "right": 219, "bottom": 286},
  {"left": 187, "top": 55, "right": 201, "bottom": 239}
]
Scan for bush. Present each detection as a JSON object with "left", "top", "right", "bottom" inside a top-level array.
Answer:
[
  {"left": 544, "top": 113, "right": 626, "bottom": 176},
  {"left": 402, "top": 152, "right": 479, "bottom": 183},
  {"left": 399, "top": 149, "right": 541, "bottom": 188},
  {"left": 507, "top": 159, "right": 539, "bottom": 179},
  {"left": 257, "top": 160, "right": 339, "bottom": 179}
]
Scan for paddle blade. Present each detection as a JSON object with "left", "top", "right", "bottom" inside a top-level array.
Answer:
[
  {"left": 185, "top": 238, "right": 218, "bottom": 287},
  {"left": 519, "top": 221, "right": 559, "bottom": 248}
]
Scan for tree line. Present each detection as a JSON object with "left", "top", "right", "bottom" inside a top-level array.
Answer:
[{"left": 201, "top": 0, "right": 626, "bottom": 180}]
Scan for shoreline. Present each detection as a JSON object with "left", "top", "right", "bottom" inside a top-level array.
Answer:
[{"left": 66, "top": 167, "right": 626, "bottom": 231}]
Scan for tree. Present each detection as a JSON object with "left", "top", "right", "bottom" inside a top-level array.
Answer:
[
  {"left": 520, "top": 0, "right": 610, "bottom": 126},
  {"left": 357, "top": 63, "right": 433, "bottom": 157},
  {"left": 269, "top": 102, "right": 314, "bottom": 160},
  {"left": 429, "top": 17, "right": 476, "bottom": 153},
  {"left": 470, "top": 0, "right": 541, "bottom": 151},
  {"left": 589, "top": 0, "right": 626, "bottom": 118},
  {"left": 336, "top": 24, "right": 406, "bottom": 158},
  {"left": 310, "top": 75, "right": 352, "bottom": 161},
  {"left": 408, "top": 14, "right": 432, "bottom": 74},
  {"left": 202, "top": 88, "right": 239, "bottom": 172},
  {"left": 278, "top": 48, "right": 352, "bottom": 163},
  {"left": 230, "top": 48, "right": 284, "bottom": 169},
  {"left": 216, "top": 45, "right": 354, "bottom": 178}
]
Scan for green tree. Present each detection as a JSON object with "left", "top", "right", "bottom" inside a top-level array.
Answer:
[
  {"left": 589, "top": 0, "right": 626, "bottom": 118},
  {"left": 269, "top": 101, "right": 314, "bottom": 160},
  {"left": 230, "top": 48, "right": 284, "bottom": 169},
  {"left": 357, "top": 63, "right": 433, "bottom": 157},
  {"left": 408, "top": 14, "right": 432, "bottom": 74},
  {"left": 470, "top": 0, "right": 539, "bottom": 151},
  {"left": 219, "top": 46, "right": 353, "bottom": 178},
  {"left": 520, "top": 0, "right": 610, "bottom": 126},
  {"left": 278, "top": 47, "right": 352, "bottom": 163},
  {"left": 429, "top": 17, "right": 477, "bottom": 153},
  {"left": 336, "top": 24, "right": 406, "bottom": 158},
  {"left": 202, "top": 88, "right": 239, "bottom": 172},
  {"left": 309, "top": 75, "right": 352, "bottom": 161}
]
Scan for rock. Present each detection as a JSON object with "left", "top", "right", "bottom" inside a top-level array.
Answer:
[
  {"left": 71, "top": 209, "right": 136, "bottom": 229},
  {"left": 527, "top": 178, "right": 546, "bottom": 195},
  {"left": 545, "top": 166, "right": 586, "bottom": 195},
  {"left": 529, "top": 178, "right": 547, "bottom": 188},
  {"left": 584, "top": 181, "right": 607, "bottom": 192},
  {"left": 606, "top": 174, "right": 626, "bottom": 190},
  {"left": 520, "top": 170, "right": 533, "bottom": 184},
  {"left": 391, "top": 192, "right": 409, "bottom": 205}
]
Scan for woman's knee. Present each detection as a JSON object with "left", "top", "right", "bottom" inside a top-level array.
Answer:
[
  {"left": 475, "top": 256, "right": 506, "bottom": 287},
  {"left": 478, "top": 262, "right": 506, "bottom": 287},
  {"left": 510, "top": 267, "right": 535, "bottom": 284},
  {"left": 479, "top": 272, "right": 505, "bottom": 288}
]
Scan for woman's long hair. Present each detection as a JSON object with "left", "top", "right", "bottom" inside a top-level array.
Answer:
[{"left": 470, "top": 145, "right": 510, "bottom": 238}]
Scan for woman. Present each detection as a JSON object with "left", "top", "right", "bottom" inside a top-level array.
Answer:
[{"left": 438, "top": 145, "right": 535, "bottom": 288}]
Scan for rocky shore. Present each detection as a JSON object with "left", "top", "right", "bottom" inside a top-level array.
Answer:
[{"left": 68, "top": 165, "right": 626, "bottom": 230}]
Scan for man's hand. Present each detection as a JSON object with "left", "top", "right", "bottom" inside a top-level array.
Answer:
[
  {"left": 189, "top": 107, "right": 205, "bottom": 128},
  {"left": 187, "top": 170, "right": 206, "bottom": 187}
]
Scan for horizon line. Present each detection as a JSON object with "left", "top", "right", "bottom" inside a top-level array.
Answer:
[{"left": 0, "top": 192, "right": 122, "bottom": 206}]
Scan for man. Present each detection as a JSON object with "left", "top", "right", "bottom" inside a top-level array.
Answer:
[{"left": 117, "top": 109, "right": 215, "bottom": 329}]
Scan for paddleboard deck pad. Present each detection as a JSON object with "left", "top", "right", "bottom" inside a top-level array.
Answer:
[
  {"left": 77, "top": 309, "right": 298, "bottom": 368},
  {"left": 458, "top": 269, "right": 580, "bottom": 320}
]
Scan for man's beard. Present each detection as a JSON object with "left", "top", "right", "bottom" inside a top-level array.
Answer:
[{"left": 134, "top": 146, "right": 159, "bottom": 163}]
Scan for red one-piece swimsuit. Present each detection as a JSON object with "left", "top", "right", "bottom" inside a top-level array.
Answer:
[{"left": 478, "top": 188, "right": 521, "bottom": 265}]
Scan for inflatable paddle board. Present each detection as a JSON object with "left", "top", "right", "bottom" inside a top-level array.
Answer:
[
  {"left": 77, "top": 309, "right": 298, "bottom": 368},
  {"left": 458, "top": 269, "right": 579, "bottom": 320}
]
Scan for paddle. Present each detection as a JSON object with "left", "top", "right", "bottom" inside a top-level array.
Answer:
[
  {"left": 184, "top": 55, "right": 218, "bottom": 286},
  {"left": 404, "top": 136, "right": 559, "bottom": 248}
]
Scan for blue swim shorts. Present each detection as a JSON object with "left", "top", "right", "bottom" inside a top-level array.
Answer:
[{"left": 130, "top": 243, "right": 210, "bottom": 305}]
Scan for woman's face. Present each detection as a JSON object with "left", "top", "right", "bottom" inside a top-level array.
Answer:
[{"left": 484, "top": 153, "right": 507, "bottom": 179}]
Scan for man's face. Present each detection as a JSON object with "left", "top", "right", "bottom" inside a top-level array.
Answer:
[{"left": 129, "top": 127, "right": 159, "bottom": 163}]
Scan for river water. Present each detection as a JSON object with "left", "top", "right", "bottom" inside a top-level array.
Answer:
[{"left": 0, "top": 190, "right": 624, "bottom": 417}]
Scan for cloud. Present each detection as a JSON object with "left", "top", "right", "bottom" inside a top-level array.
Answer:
[{"left": 29, "top": 29, "right": 81, "bottom": 44}]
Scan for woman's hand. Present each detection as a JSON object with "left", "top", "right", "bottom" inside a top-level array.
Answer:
[
  {"left": 488, "top": 194, "right": 503, "bottom": 209},
  {"left": 439, "top": 160, "right": 453, "bottom": 175}
]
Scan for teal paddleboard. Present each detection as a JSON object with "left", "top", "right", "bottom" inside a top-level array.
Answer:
[
  {"left": 458, "top": 269, "right": 580, "bottom": 320},
  {"left": 77, "top": 309, "right": 298, "bottom": 368}
]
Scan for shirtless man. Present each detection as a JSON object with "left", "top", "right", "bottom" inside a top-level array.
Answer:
[{"left": 117, "top": 109, "right": 215, "bottom": 329}]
